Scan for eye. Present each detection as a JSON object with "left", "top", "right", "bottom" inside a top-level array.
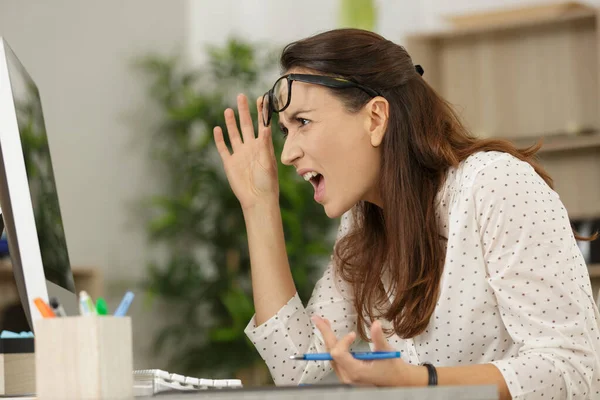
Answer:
[
  {"left": 278, "top": 118, "right": 309, "bottom": 138},
  {"left": 279, "top": 125, "right": 289, "bottom": 138},
  {"left": 297, "top": 117, "right": 310, "bottom": 126}
]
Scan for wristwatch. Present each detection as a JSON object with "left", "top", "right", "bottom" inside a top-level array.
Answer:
[{"left": 421, "top": 362, "right": 438, "bottom": 386}]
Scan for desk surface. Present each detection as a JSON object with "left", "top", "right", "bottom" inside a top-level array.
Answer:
[
  {"left": 1, "top": 384, "right": 498, "bottom": 399},
  {"left": 144, "top": 384, "right": 498, "bottom": 399}
]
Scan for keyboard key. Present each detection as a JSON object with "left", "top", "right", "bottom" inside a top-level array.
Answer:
[
  {"left": 133, "top": 368, "right": 243, "bottom": 394},
  {"left": 156, "top": 370, "right": 170, "bottom": 381},
  {"left": 226, "top": 379, "right": 243, "bottom": 388},
  {"left": 184, "top": 376, "right": 199, "bottom": 386},
  {"left": 170, "top": 373, "right": 186, "bottom": 384},
  {"left": 199, "top": 378, "right": 214, "bottom": 387}
]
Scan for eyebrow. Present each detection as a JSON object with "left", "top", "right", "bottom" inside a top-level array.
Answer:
[{"left": 279, "top": 109, "right": 315, "bottom": 130}]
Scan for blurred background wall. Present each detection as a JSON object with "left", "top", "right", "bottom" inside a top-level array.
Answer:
[
  {"left": 186, "top": 0, "right": 600, "bottom": 61},
  {"left": 1, "top": 0, "right": 600, "bottom": 377},
  {"left": 0, "top": 0, "right": 188, "bottom": 369}
]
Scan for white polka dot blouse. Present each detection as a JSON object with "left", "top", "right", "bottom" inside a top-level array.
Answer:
[{"left": 245, "top": 151, "right": 600, "bottom": 399}]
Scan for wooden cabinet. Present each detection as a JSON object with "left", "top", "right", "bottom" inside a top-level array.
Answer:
[{"left": 405, "top": 3, "right": 600, "bottom": 297}]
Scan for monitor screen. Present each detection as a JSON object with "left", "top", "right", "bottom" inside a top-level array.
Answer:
[{"left": 3, "top": 42, "right": 76, "bottom": 295}]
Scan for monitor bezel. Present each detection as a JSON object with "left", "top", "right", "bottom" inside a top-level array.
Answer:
[{"left": 0, "top": 37, "right": 78, "bottom": 330}]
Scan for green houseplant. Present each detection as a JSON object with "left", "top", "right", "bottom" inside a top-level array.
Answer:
[{"left": 137, "top": 38, "right": 338, "bottom": 384}]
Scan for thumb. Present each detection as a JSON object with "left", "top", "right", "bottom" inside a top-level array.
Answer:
[{"left": 371, "top": 320, "right": 393, "bottom": 351}]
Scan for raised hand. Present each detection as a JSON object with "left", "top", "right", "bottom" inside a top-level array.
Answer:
[{"left": 213, "top": 94, "right": 279, "bottom": 211}]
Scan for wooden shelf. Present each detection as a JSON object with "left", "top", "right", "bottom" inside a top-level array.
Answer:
[
  {"left": 589, "top": 264, "right": 600, "bottom": 278},
  {"left": 407, "top": 3, "right": 597, "bottom": 40},
  {"left": 509, "top": 132, "right": 600, "bottom": 154},
  {"left": 405, "top": 3, "right": 600, "bottom": 144}
]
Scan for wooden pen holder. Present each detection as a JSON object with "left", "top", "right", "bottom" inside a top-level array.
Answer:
[{"left": 34, "top": 316, "right": 133, "bottom": 399}]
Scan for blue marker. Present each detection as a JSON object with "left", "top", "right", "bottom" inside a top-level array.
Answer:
[
  {"left": 290, "top": 351, "right": 401, "bottom": 361},
  {"left": 113, "top": 291, "right": 134, "bottom": 317}
]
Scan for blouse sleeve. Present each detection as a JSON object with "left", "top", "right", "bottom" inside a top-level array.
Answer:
[
  {"left": 244, "top": 210, "right": 359, "bottom": 385},
  {"left": 472, "top": 155, "right": 600, "bottom": 399}
]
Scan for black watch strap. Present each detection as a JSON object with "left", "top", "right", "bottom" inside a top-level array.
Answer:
[{"left": 422, "top": 362, "right": 438, "bottom": 386}]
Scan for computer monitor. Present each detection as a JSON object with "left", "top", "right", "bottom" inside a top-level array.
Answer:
[{"left": 0, "top": 37, "right": 78, "bottom": 329}]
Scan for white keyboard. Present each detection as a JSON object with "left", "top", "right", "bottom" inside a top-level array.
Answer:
[{"left": 133, "top": 369, "right": 243, "bottom": 397}]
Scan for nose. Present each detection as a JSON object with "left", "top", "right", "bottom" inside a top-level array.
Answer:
[{"left": 280, "top": 135, "right": 303, "bottom": 166}]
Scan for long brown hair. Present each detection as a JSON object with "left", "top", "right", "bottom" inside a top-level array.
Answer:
[{"left": 280, "top": 28, "right": 597, "bottom": 340}]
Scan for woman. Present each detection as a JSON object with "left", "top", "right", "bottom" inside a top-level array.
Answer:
[{"left": 213, "top": 28, "right": 600, "bottom": 399}]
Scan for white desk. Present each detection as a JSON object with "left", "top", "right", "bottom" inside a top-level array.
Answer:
[
  {"left": 138, "top": 384, "right": 499, "bottom": 399},
  {"left": 1, "top": 384, "right": 498, "bottom": 399}
]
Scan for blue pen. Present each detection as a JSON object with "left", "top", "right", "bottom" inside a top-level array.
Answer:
[
  {"left": 290, "top": 351, "right": 401, "bottom": 361},
  {"left": 113, "top": 291, "right": 135, "bottom": 317}
]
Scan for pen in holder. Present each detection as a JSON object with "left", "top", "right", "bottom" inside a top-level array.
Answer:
[{"left": 34, "top": 315, "right": 133, "bottom": 400}]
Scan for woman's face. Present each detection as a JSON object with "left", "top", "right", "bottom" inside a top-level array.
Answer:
[{"left": 278, "top": 73, "right": 389, "bottom": 218}]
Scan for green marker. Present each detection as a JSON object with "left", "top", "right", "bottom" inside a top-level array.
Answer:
[{"left": 96, "top": 297, "right": 109, "bottom": 315}]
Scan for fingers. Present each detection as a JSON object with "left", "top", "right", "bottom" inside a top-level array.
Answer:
[
  {"left": 311, "top": 318, "right": 396, "bottom": 386},
  {"left": 330, "top": 331, "right": 360, "bottom": 384},
  {"left": 237, "top": 94, "right": 255, "bottom": 143},
  {"left": 312, "top": 315, "right": 357, "bottom": 361},
  {"left": 330, "top": 331, "right": 357, "bottom": 364},
  {"left": 312, "top": 315, "right": 354, "bottom": 383},
  {"left": 256, "top": 96, "right": 264, "bottom": 128},
  {"left": 370, "top": 320, "right": 393, "bottom": 351},
  {"left": 219, "top": 94, "right": 262, "bottom": 153},
  {"left": 311, "top": 316, "right": 338, "bottom": 350},
  {"left": 257, "top": 95, "right": 272, "bottom": 141},
  {"left": 224, "top": 108, "right": 242, "bottom": 151},
  {"left": 213, "top": 126, "right": 230, "bottom": 160}
]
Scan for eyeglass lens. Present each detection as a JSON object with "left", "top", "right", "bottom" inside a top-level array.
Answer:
[
  {"left": 262, "top": 92, "right": 270, "bottom": 126},
  {"left": 272, "top": 77, "right": 289, "bottom": 112},
  {"left": 263, "top": 77, "right": 291, "bottom": 126}
]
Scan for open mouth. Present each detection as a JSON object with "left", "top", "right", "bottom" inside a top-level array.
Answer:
[
  {"left": 309, "top": 173, "right": 326, "bottom": 202},
  {"left": 301, "top": 171, "right": 326, "bottom": 202},
  {"left": 309, "top": 173, "right": 323, "bottom": 191}
]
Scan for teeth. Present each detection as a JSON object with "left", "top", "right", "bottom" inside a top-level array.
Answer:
[{"left": 302, "top": 171, "right": 319, "bottom": 181}]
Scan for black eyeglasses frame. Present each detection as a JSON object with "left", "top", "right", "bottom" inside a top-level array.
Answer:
[{"left": 261, "top": 73, "right": 382, "bottom": 127}]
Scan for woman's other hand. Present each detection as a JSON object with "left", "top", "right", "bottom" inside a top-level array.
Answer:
[{"left": 312, "top": 316, "right": 427, "bottom": 387}]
